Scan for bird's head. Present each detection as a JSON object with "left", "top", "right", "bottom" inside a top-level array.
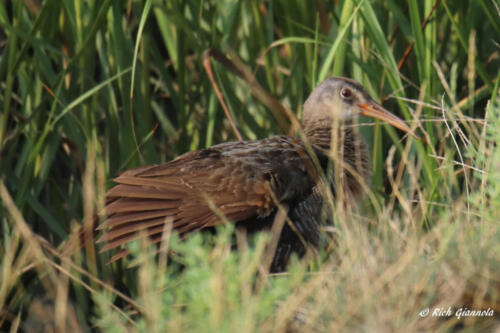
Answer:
[{"left": 302, "top": 77, "right": 417, "bottom": 137}]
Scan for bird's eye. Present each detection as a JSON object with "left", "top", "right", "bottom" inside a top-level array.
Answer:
[{"left": 340, "top": 88, "right": 352, "bottom": 99}]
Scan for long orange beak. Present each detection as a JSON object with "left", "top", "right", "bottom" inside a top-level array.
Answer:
[{"left": 358, "top": 103, "right": 419, "bottom": 139}]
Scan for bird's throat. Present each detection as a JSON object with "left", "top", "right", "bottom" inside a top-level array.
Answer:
[{"left": 304, "top": 121, "right": 371, "bottom": 204}]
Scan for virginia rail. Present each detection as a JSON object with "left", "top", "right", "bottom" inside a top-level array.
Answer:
[{"left": 85, "top": 77, "right": 416, "bottom": 272}]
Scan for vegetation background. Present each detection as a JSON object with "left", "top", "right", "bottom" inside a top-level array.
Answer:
[{"left": 1, "top": 0, "right": 499, "bottom": 331}]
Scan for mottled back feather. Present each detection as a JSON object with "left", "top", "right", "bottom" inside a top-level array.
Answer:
[{"left": 97, "top": 136, "right": 320, "bottom": 257}]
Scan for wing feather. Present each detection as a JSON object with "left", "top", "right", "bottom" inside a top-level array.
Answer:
[
  {"left": 104, "top": 198, "right": 179, "bottom": 215},
  {"left": 97, "top": 136, "right": 319, "bottom": 258}
]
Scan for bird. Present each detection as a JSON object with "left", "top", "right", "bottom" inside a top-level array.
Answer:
[{"left": 77, "top": 77, "right": 416, "bottom": 272}]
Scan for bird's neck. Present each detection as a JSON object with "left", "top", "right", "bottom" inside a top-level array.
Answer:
[
  {"left": 303, "top": 119, "right": 371, "bottom": 204},
  {"left": 303, "top": 119, "right": 335, "bottom": 151}
]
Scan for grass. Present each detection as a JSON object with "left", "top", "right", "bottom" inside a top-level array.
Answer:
[{"left": 1, "top": 0, "right": 499, "bottom": 331}]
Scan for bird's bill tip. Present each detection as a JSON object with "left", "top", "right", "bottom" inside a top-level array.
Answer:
[{"left": 358, "top": 103, "right": 420, "bottom": 139}]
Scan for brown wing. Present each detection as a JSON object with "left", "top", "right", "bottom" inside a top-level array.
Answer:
[{"left": 96, "top": 136, "right": 319, "bottom": 259}]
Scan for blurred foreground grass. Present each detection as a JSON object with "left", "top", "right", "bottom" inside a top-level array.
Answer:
[{"left": 1, "top": 0, "right": 499, "bottom": 331}]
